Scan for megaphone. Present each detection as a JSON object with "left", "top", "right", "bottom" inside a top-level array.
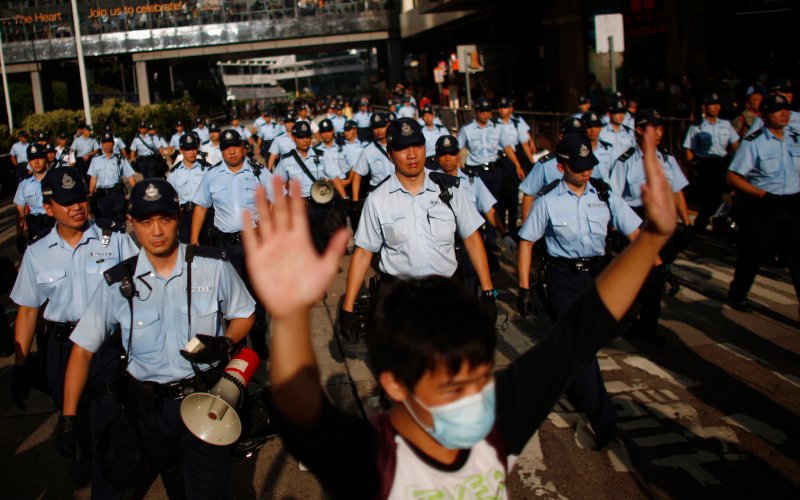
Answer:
[
  {"left": 180, "top": 348, "right": 260, "bottom": 446},
  {"left": 310, "top": 179, "right": 334, "bottom": 205}
]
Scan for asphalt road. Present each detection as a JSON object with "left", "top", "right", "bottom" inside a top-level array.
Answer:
[{"left": 0, "top": 197, "right": 798, "bottom": 499}]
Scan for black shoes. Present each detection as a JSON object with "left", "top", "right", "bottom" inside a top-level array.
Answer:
[{"left": 727, "top": 294, "right": 753, "bottom": 312}]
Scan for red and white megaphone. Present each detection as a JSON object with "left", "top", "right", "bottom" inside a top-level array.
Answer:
[{"left": 180, "top": 348, "right": 260, "bottom": 446}]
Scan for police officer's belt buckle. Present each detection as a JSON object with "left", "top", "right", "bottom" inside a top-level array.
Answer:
[
  {"left": 222, "top": 231, "right": 242, "bottom": 244},
  {"left": 311, "top": 179, "right": 334, "bottom": 205}
]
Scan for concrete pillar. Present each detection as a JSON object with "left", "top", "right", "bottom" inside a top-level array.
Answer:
[
  {"left": 135, "top": 60, "right": 150, "bottom": 106},
  {"left": 30, "top": 69, "right": 44, "bottom": 114}
]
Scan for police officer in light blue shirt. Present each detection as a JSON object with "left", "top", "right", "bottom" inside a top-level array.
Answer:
[
  {"left": 420, "top": 106, "right": 448, "bottom": 169},
  {"left": 168, "top": 133, "right": 213, "bottom": 243},
  {"left": 256, "top": 111, "right": 279, "bottom": 160},
  {"left": 70, "top": 126, "right": 100, "bottom": 184},
  {"left": 745, "top": 79, "right": 800, "bottom": 134},
  {"left": 599, "top": 99, "right": 635, "bottom": 160},
  {"left": 191, "top": 129, "right": 273, "bottom": 358},
  {"left": 10, "top": 130, "right": 30, "bottom": 181},
  {"left": 131, "top": 122, "right": 167, "bottom": 178},
  {"left": 353, "top": 99, "right": 373, "bottom": 142},
  {"left": 267, "top": 112, "right": 298, "bottom": 171},
  {"left": 352, "top": 112, "right": 395, "bottom": 202},
  {"left": 582, "top": 111, "right": 616, "bottom": 182},
  {"left": 168, "top": 119, "right": 187, "bottom": 158},
  {"left": 62, "top": 178, "right": 255, "bottom": 499},
  {"left": 10, "top": 167, "right": 138, "bottom": 498},
  {"left": 682, "top": 92, "right": 740, "bottom": 232},
  {"left": 726, "top": 94, "right": 800, "bottom": 314},
  {"left": 573, "top": 95, "right": 592, "bottom": 118},
  {"left": 192, "top": 116, "right": 210, "bottom": 144},
  {"left": 330, "top": 103, "right": 347, "bottom": 133},
  {"left": 13, "top": 143, "right": 52, "bottom": 250},
  {"left": 516, "top": 133, "right": 641, "bottom": 449},
  {"left": 88, "top": 132, "right": 137, "bottom": 225},
  {"left": 201, "top": 123, "right": 223, "bottom": 166},
  {"left": 315, "top": 119, "right": 348, "bottom": 181},
  {"left": 229, "top": 114, "right": 249, "bottom": 141}
]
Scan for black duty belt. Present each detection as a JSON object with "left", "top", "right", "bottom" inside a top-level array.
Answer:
[
  {"left": 465, "top": 162, "right": 497, "bottom": 172},
  {"left": 44, "top": 321, "right": 78, "bottom": 341},
  {"left": 180, "top": 202, "right": 196, "bottom": 212},
  {"left": 95, "top": 184, "right": 124, "bottom": 195},
  {"left": 131, "top": 377, "right": 198, "bottom": 401},
  {"left": 221, "top": 231, "right": 242, "bottom": 244},
  {"left": 549, "top": 256, "right": 600, "bottom": 272}
]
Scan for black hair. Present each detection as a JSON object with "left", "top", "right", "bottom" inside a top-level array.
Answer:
[{"left": 366, "top": 276, "right": 496, "bottom": 390}]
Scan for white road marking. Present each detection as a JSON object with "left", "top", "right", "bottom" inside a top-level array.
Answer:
[
  {"left": 722, "top": 414, "right": 787, "bottom": 445},
  {"left": 717, "top": 342, "right": 768, "bottom": 365},
  {"left": 772, "top": 371, "right": 800, "bottom": 388},
  {"left": 607, "top": 441, "right": 637, "bottom": 473},
  {"left": 645, "top": 402, "right": 699, "bottom": 422},
  {"left": 622, "top": 356, "right": 699, "bottom": 388},
  {"left": 514, "top": 432, "right": 569, "bottom": 499}
]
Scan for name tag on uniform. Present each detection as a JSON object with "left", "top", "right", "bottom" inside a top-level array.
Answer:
[
  {"left": 586, "top": 203, "right": 607, "bottom": 209},
  {"left": 90, "top": 251, "right": 113, "bottom": 257},
  {"left": 185, "top": 286, "right": 213, "bottom": 292}
]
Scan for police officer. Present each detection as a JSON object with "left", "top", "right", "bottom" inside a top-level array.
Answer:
[
  {"left": 494, "top": 96, "right": 531, "bottom": 234},
  {"left": 35, "top": 130, "right": 50, "bottom": 147},
  {"left": 351, "top": 112, "right": 394, "bottom": 207},
  {"left": 61, "top": 179, "right": 255, "bottom": 499},
  {"left": 54, "top": 132, "right": 76, "bottom": 169},
  {"left": 397, "top": 95, "right": 417, "bottom": 119},
  {"left": 192, "top": 116, "right": 210, "bottom": 145},
  {"left": 599, "top": 98, "right": 635, "bottom": 160},
  {"left": 130, "top": 122, "right": 165, "bottom": 178},
  {"left": 517, "top": 133, "right": 642, "bottom": 449},
  {"left": 104, "top": 125, "right": 128, "bottom": 160},
  {"left": 201, "top": 123, "right": 223, "bottom": 166},
  {"left": 229, "top": 114, "right": 249, "bottom": 139},
  {"left": 520, "top": 117, "right": 586, "bottom": 221},
  {"left": 70, "top": 125, "right": 100, "bottom": 184},
  {"left": 583, "top": 111, "right": 616, "bottom": 181},
  {"left": 13, "top": 143, "right": 53, "bottom": 252},
  {"left": 11, "top": 167, "right": 138, "bottom": 498},
  {"left": 573, "top": 95, "right": 592, "bottom": 118},
  {"left": 745, "top": 79, "right": 800, "bottom": 134},
  {"left": 275, "top": 121, "right": 345, "bottom": 252},
  {"left": 682, "top": 92, "right": 741, "bottom": 233},
  {"left": 330, "top": 102, "right": 347, "bottom": 133},
  {"left": 353, "top": 99, "right": 373, "bottom": 143},
  {"left": 610, "top": 109, "right": 691, "bottom": 343},
  {"left": 420, "top": 106, "right": 448, "bottom": 170},
  {"left": 167, "top": 133, "right": 214, "bottom": 244},
  {"left": 315, "top": 118, "right": 350, "bottom": 194},
  {"left": 88, "top": 132, "right": 137, "bottom": 225},
  {"left": 10, "top": 130, "right": 30, "bottom": 181},
  {"left": 726, "top": 94, "right": 800, "bottom": 316},
  {"left": 191, "top": 130, "right": 274, "bottom": 358},
  {"left": 295, "top": 102, "right": 320, "bottom": 140},
  {"left": 267, "top": 112, "right": 298, "bottom": 171},
  {"left": 340, "top": 118, "right": 497, "bottom": 334},
  {"left": 256, "top": 110, "right": 279, "bottom": 161},
  {"left": 497, "top": 96, "right": 535, "bottom": 166},
  {"left": 167, "top": 119, "right": 186, "bottom": 159}
]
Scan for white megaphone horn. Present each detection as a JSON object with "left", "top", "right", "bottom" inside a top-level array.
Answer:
[{"left": 180, "top": 347, "right": 260, "bottom": 446}]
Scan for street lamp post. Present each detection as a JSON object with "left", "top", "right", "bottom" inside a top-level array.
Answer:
[{"left": 70, "top": 0, "right": 92, "bottom": 127}]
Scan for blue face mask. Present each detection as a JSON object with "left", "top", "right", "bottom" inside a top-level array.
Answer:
[{"left": 403, "top": 381, "right": 496, "bottom": 450}]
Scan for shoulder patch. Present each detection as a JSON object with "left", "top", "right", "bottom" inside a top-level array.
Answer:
[
  {"left": 536, "top": 179, "right": 560, "bottom": 198},
  {"left": 588, "top": 177, "right": 612, "bottom": 204},
  {"left": 312, "top": 147, "right": 324, "bottom": 157},
  {"left": 617, "top": 147, "right": 636, "bottom": 163},
  {"left": 744, "top": 129, "right": 764, "bottom": 142},
  {"left": 599, "top": 140, "right": 612, "bottom": 149},
  {"left": 103, "top": 255, "right": 139, "bottom": 287},
  {"left": 193, "top": 245, "right": 228, "bottom": 261},
  {"left": 536, "top": 152, "right": 555, "bottom": 165},
  {"left": 29, "top": 227, "right": 53, "bottom": 245}
]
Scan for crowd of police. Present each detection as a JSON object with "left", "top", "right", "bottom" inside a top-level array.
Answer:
[{"left": 3, "top": 75, "right": 799, "bottom": 498}]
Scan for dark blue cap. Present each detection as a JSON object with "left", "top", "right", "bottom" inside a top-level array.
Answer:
[
  {"left": 386, "top": 118, "right": 425, "bottom": 151},
  {"left": 179, "top": 133, "right": 199, "bottom": 150},
  {"left": 435, "top": 135, "right": 459, "bottom": 156},
  {"left": 343, "top": 120, "right": 357, "bottom": 131},
  {"left": 42, "top": 167, "right": 88, "bottom": 205},
  {"left": 634, "top": 108, "right": 665, "bottom": 127},
  {"left": 100, "top": 132, "right": 114, "bottom": 143},
  {"left": 608, "top": 99, "right": 626, "bottom": 114},
  {"left": 175, "top": 120, "right": 184, "bottom": 127},
  {"left": 556, "top": 134, "right": 598, "bottom": 172},
  {"left": 293, "top": 121, "right": 312, "bottom": 138},
  {"left": 386, "top": 112, "right": 397, "bottom": 122},
  {"left": 18, "top": 130, "right": 28, "bottom": 137},
  {"left": 702, "top": 92, "right": 721, "bottom": 105},
  {"left": 768, "top": 78, "right": 793, "bottom": 94},
  {"left": 148, "top": 123, "right": 156, "bottom": 130},
  {"left": 284, "top": 112, "right": 297, "bottom": 123},
  {"left": 760, "top": 93, "right": 792, "bottom": 113},
  {"left": 370, "top": 113, "right": 388, "bottom": 128},
  {"left": 581, "top": 112, "right": 603, "bottom": 128},
  {"left": 559, "top": 116, "right": 585, "bottom": 135},
  {"left": 27, "top": 142, "right": 47, "bottom": 159},
  {"left": 319, "top": 119, "right": 334, "bottom": 132},
  {"left": 209, "top": 123, "right": 221, "bottom": 133},
  {"left": 138, "top": 121, "right": 147, "bottom": 128},
  {"left": 36, "top": 131, "right": 48, "bottom": 141},
  {"left": 474, "top": 97, "right": 492, "bottom": 111},
  {"left": 220, "top": 129, "right": 243, "bottom": 149},
  {"left": 195, "top": 116, "right": 204, "bottom": 124},
  {"left": 578, "top": 95, "right": 590, "bottom": 105},
  {"left": 497, "top": 97, "right": 513, "bottom": 108},
  {"left": 129, "top": 179, "right": 179, "bottom": 219},
  {"left": 421, "top": 106, "right": 434, "bottom": 115}
]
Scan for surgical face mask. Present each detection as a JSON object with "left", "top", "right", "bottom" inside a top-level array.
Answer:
[{"left": 403, "top": 381, "right": 496, "bottom": 450}]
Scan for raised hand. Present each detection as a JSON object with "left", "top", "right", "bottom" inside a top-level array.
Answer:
[
  {"left": 640, "top": 124, "right": 676, "bottom": 239},
  {"left": 241, "top": 178, "right": 349, "bottom": 320}
]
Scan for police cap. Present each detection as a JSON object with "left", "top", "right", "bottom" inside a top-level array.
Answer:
[
  {"left": 318, "top": 119, "right": 334, "bottom": 133},
  {"left": 435, "top": 135, "right": 459, "bottom": 156},
  {"left": 129, "top": 179, "right": 179, "bottom": 220},
  {"left": 474, "top": 97, "right": 493, "bottom": 112},
  {"left": 231, "top": 114, "right": 240, "bottom": 121},
  {"left": 343, "top": 120, "right": 357, "bottom": 131},
  {"left": 147, "top": 123, "right": 156, "bottom": 131},
  {"left": 608, "top": 99, "right": 626, "bottom": 114},
  {"left": 555, "top": 134, "right": 599, "bottom": 172},
  {"left": 386, "top": 111, "right": 397, "bottom": 122},
  {"left": 386, "top": 117, "right": 425, "bottom": 151},
  {"left": 581, "top": 112, "right": 603, "bottom": 128},
  {"left": 702, "top": 92, "right": 721, "bottom": 105},
  {"left": 578, "top": 95, "right": 590, "bottom": 105},
  {"left": 27, "top": 142, "right": 47, "bottom": 160},
  {"left": 18, "top": 130, "right": 28, "bottom": 137},
  {"left": 768, "top": 78, "right": 793, "bottom": 94},
  {"left": 209, "top": 123, "right": 221, "bottom": 133},
  {"left": 284, "top": 112, "right": 297, "bottom": 123},
  {"left": 36, "top": 131, "right": 48, "bottom": 142},
  {"left": 370, "top": 112, "right": 388, "bottom": 129},
  {"left": 559, "top": 116, "right": 585, "bottom": 135},
  {"left": 421, "top": 106, "right": 434, "bottom": 116},
  {"left": 760, "top": 93, "right": 792, "bottom": 114},
  {"left": 57, "top": 132, "right": 67, "bottom": 140},
  {"left": 42, "top": 167, "right": 88, "bottom": 205},
  {"left": 138, "top": 121, "right": 147, "bottom": 129},
  {"left": 634, "top": 108, "right": 665, "bottom": 128},
  {"left": 497, "top": 97, "right": 513, "bottom": 108},
  {"left": 220, "top": 129, "right": 244, "bottom": 150},
  {"left": 179, "top": 133, "right": 199, "bottom": 150},
  {"left": 195, "top": 116, "right": 204, "bottom": 124},
  {"left": 100, "top": 132, "right": 115, "bottom": 143},
  {"left": 175, "top": 120, "right": 184, "bottom": 127}
]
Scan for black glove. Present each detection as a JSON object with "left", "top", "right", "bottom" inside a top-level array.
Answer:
[
  {"left": 517, "top": 287, "right": 530, "bottom": 317},
  {"left": 16, "top": 235, "right": 26, "bottom": 254},
  {"left": 11, "top": 365, "right": 29, "bottom": 411},
  {"left": 180, "top": 334, "right": 233, "bottom": 364},
  {"left": 56, "top": 415, "right": 81, "bottom": 461},
  {"left": 480, "top": 291, "right": 498, "bottom": 325},
  {"left": 338, "top": 309, "right": 359, "bottom": 342},
  {"left": 350, "top": 199, "right": 363, "bottom": 217}
]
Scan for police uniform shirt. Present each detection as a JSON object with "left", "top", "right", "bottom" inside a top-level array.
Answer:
[
  {"left": 167, "top": 160, "right": 209, "bottom": 205},
  {"left": 458, "top": 169, "right": 496, "bottom": 215},
  {"left": 422, "top": 124, "right": 448, "bottom": 158},
  {"left": 258, "top": 121, "right": 279, "bottom": 142},
  {"left": 353, "top": 111, "right": 373, "bottom": 128},
  {"left": 495, "top": 116, "right": 530, "bottom": 149},
  {"left": 10, "top": 222, "right": 138, "bottom": 323},
  {"left": 192, "top": 158, "right": 275, "bottom": 233},
  {"left": 71, "top": 136, "right": 100, "bottom": 157},
  {"left": 518, "top": 180, "right": 641, "bottom": 259},
  {"left": 254, "top": 116, "right": 267, "bottom": 129},
  {"left": 200, "top": 142, "right": 223, "bottom": 167},
  {"left": 591, "top": 140, "right": 616, "bottom": 182},
  {"left": 682, "top": 118, "right": 740, "bottom": 158},
  {"left": 342, "top": 141, "right": 364, "bottom": 175},
  {"left": 331, "top": 115, "right": 347, "bottom": 133},
  {"left": 746, "top": 111, "right": 800, "bottom": 135},
  {"left": 10, "top": 141, "right": 29, "bottom": 163},
  {"left": 354, "top": 170, "right": 485, "bottom": 279},
  {"left": 457, "top": 120, "right": 513, "bottom": 166},
  {"left": 316, "top": 142, "right": 348, "bottom": 180},
  {"left": 623, "top": 113, "right": 635, "bottom": 129},
  {"left": 168, "top": 131, "right": 186, "bottom": 150},
  {"left": 398, "top": 105, "right": 417, "bottom": 119},
  {"left": 113, "top": 137, "right": 127, "bottom": 156},
  {"left": 192, "top": 126, "right": 210, "bottom": 144},
  {"left": 598, "top": 123, "right": 635, "bottom": 160},
  {"left": 13, "top": 176, "right": 46, "bottom": 214},
  {"left": 69, "top": 244, "right": 255, "bottom": 383},
  {"left": 728, "top": 128, "right": 800, "bottom": 196},
  {"left": 88, "top": 153, "right": 136, "bottom": 188},
  {"left": 54, "top": 145, "right": 75, "bottom": 168},
  {"left": 354, "top": 142, "right": 395, "bottom": 187},
  {"left": 519, "top": 156, "right": 561, "bottom": 196},
  {"left": 275, "top": 148, "right": 338, "bottom": 197},
  {"left": 610, "top": 146, "right": 690, "bottom": 207},
  {"left": 230, "top": 125, "right": 249, "bottom": 139},
  {"left": 131, "top": 134, "right": 162, "bottom": 157},
  {"left": 268, "top": 133, "right": 296, "bottom": 157}
]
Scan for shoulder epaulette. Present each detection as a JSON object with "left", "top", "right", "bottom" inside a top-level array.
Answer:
[
  {"left": 103, "top": 255, "right": 139, "bottom": 286},
  {"left": 491, "top": 118, "right": 499, "bottom": 125},
  {"left": 744, "top": 129, "right": 764, "bottom": 142},
  {"left": 622, "top": 124, "right": 633, "bottom": 132},
  {"left": 617, "top": 147, "right": 636, "bottom": 163},
  {"left": 536, "top": 179, "right": 560, "bottom": 198},
  {"left": 29, "top": 227, "right": 52, "bottom": 245},
  {"left": 312, "top": 147, "right": 324, "bottom": 157},
  {"left": 658, "top": 144, "right": 672, "bottom": 156},
  {"left": 193, "top": 245, "right": 228, "bottom": 261},
  {"left": 599, "top": 140, "right": 612, "bottom": 149},
  {"left": 281, "top": 152, "right": 293, "bottom": 159},
  {"left": 536, "top": 152, "right": 555, "bottom": 165},
  {"left": 198, "top": 159, "right": 212, "bottom": 171},
  {"left": 588, "top": 177, "right": 611, "bottom": 204}
]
